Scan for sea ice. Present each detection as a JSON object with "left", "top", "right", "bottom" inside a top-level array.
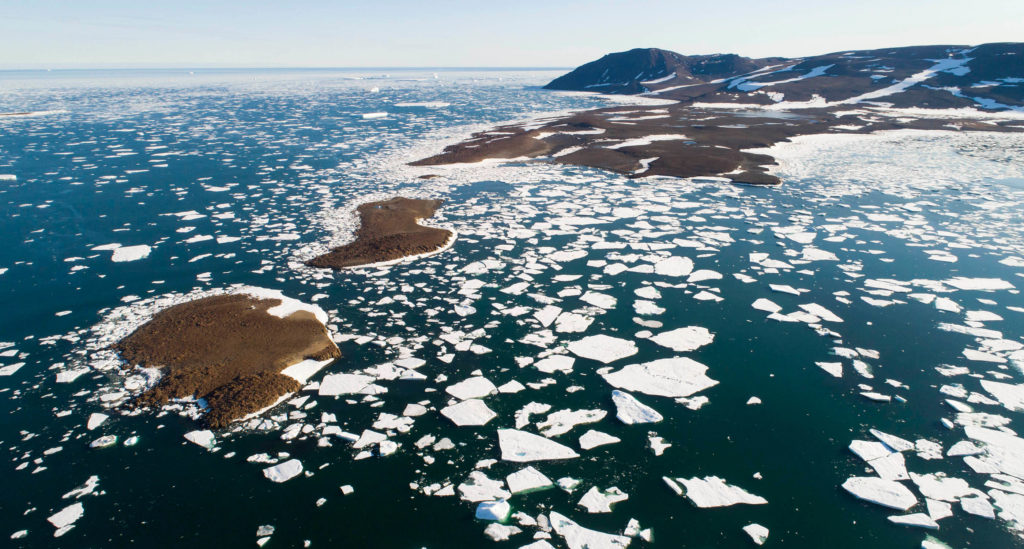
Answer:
[
  {"left": 184, "top": 430, "right": 215, "bottom": 449},
  {"left": 441, "top": 399, "right": 497, "bottom": 427},
  {"left": 549, "top": 511, "right": 631, "bottom": 549},
  {"left": 648, "top": 326, "right": 714, "bottom": 352},
  {"left": 86, "top": 413, "right": 108, "bottom": 430},
  {"left": 743, "top": 523, "right": 769, "bottom": 545},
  {"left": 578, "top": 486, "right": 628, "bottom": 513},
  {"left": 579, "top": 430, "right": 621, "bottom": 450},
  {"left": 537, "top": 409, "right": 607, "bottom": 437},
  {"left": 841, "top": 477, "right": 917, "bottom": 510},
  {"left": 446, "top": 376, "right": 498, "bottom": 400},
  {"left": 653, "top": 256, "right": 694, "bottom": 277},
  {"left": 601, "top": 358, "right": 718, "bottom": 398},
  {"left": 887, "top": 513, "right": 939, "bottom": 529},
  {"left": 676, "top": 476, "right": 768, "bottom": 508},
  {"left": 110, "top": 245, "right": 152, "bottom": 262},
  {"left": 568, "top": 335, "right": 638, "bottom": 363},
  {"left": 498, "top": 429, "right": 580, "bottom": 462},
  {"left": 611, "top": 390, "right": 663, "bottom": 424},
  {"left": 318, "top": 373, "right": 375, "bottom": 396},
  {"left": 506, "top": 466, "right": 554, "bottom": 494},
  {"left": 475, "top": 500, "right": 511, "bottom": 521},
  {"left": 263, "top": 459, "right": 303, "bottom": 483},
  {"left": 48, "top": 502, "right": 84, "bottom": 535}
]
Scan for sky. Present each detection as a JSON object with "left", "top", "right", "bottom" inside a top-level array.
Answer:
[{"left": 1, "top": 0, "right": 1022, "bottom": 69}]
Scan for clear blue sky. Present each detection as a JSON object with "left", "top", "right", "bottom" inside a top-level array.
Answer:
[{"left": 1, "top": 0, "right": 1022, "bottom": 69}]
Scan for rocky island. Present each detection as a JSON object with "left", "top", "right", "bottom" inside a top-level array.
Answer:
[
  {"left": 115, "top": 289, "right": 340, "bottom": 428},
  {"left": 414, "top": 43, "right": 1024, "bottom": 184},
  {"left": 307, "top": 197, "right": 455, "bottom": 269}
]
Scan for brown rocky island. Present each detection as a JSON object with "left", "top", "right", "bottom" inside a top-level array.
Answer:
[
  {"left": 307, "top": 197, "right": 454, "bottom": 269},
  {"left": 115, "top": 291, "right": 340, "bottom": 428}
]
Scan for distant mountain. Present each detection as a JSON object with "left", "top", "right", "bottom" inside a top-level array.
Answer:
[{"left": 545, "top": 43, "right": 1024, "bottom": 110}]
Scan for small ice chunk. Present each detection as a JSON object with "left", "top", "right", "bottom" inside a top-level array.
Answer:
[{"left": 743, "top": 523, "right": 769, "bottom": 545}]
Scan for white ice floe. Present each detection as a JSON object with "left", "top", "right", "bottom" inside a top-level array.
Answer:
[
  {"left": 653, "top": 256, "right": 694, "bottom": 277},
  {"left": 498, "top": 429, "right": 580, "bottom": 462},
  {"left": 537, "top": 409, "right": 607, "bottom": 437},
  {"left": 441, "top": 399, "right": 497, "bottom": 427},
  {"left": 110, "top": 244, "right": 152, "bottom": 262},
  {"left": 459, "top": 471, "right": 511, "bottom": 502},
  {"left": 48, "top": 502, "right": 84, "bottom": 536},
  {"left": 506, "top": 466, "right": 554, "bottom": 494},
  {"left": 549, "top": 511, "right": 631, "bottom": 549},
  {"left": 816, "top": 362, "right": 843, "bottom": 377},
  {"left": 980, "top": 380, "right": 1024, "bottom": 412},
  {"left": 535, "top": 355, "right": 576, "bottom": 374},
  {"left": 677, "top": 476, "right": 768, "bottom": 508},
  {"left": 446, "top": 376, "right": 498, "bottom": 400},
  {"left": 752, "top": 298, "right": 782, "bottom": 314},
  {"left": 602, "top": 357, "right": 718, "bottom": 398},
  {"left": 648, "top": 326, "right": 714, "bottom": 352},
  {"left": 184, "top": 430, "right": 215, "bottom": 449},
  {"left": 86, "top": 413, "right": 108, "bottom": 431},
  {"left": 611, "top": 390, "right": 663, "bottom": 424},
  {"left": 318, "top": 373, "right": 375, "bottom": 396},
  {"left": 475, "top": 500, "right": 511, "bottom": 521},
  {"left": 841, "top": 477, "right": 917, "bottom": 510},
  {"left": 579, "top": 429, "right": 621, "bottom": 450},
  {"left": 263, "top": 459, "right": 303, "bottom": 483},
  {"left": 578, "top": 486, "right": 628, "bottom": 513},
  {"left": 568, "top": 335, "right": 638, "bottom": 364},
  {"left": 279, "top": 358, "right": 334, "bottom": 385},
  {"left": 743, "top": 523, "right": 769, "bottom": 545},
  {"left": 944, "top": 277, "right": 1014, "bottom": 291},
  {"left": 888, "top": 513, "right": 939, "bottom": 529}
]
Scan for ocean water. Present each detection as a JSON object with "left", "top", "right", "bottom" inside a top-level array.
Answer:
[{"left": 2, "top": 69, "right": 1024, "bottom": 548}]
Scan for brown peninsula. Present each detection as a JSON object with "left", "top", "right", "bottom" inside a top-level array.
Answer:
[
  {"left": 412, "top": 43, "right": 1024, "bottom": 184},
  {"left": 115, "top": 293, "right": 340, "bottom": 428},
  {"left": 306, "top": 197, "right": 454, "bottom": 270}
]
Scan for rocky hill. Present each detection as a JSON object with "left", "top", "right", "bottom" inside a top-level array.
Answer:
[{"left": 545, "top": 43, "right": 1024, "bottom": 110}]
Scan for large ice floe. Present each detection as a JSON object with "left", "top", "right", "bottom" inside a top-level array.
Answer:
[
  {"left": 498, "top": 429, "right": 580, "bottom": 462},
  {"left": 602, "top": 358, "right": 718, "bottom": 398}
]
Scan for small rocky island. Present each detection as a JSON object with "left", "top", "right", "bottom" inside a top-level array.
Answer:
[
  {"left": 115, "top": 290, "right": 340, "bottom": 428},
  {"left": 413, "top": 43, "right": 1024, "bottom": 184},
  {"left": 307, "top": 197, "right": 455, "bottom": 269}
]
